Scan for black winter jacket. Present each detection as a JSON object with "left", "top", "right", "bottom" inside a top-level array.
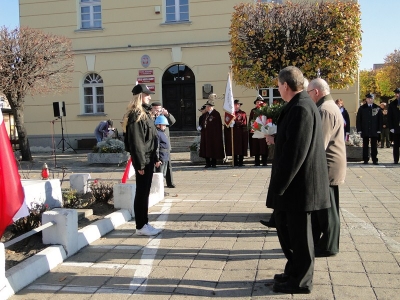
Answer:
[
  {"left": 356, "top": 103, "right": 382, "bottom": 138},
  {"left": 125, "top": 104, "right": 158, "bottom": 170}
]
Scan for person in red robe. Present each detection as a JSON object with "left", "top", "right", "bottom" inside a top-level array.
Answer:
[
  {"left": 249, "top": 96, "right": 269, "bottom": 166},
  {"left": 199, "top": 95, "right": 225, "bottom": 168},
  {"left": 224, "top": 99, "right": 248, "bottom": 166}
]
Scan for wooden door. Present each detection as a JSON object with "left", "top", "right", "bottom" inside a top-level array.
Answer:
[{"left": 162, "top": 83, "right": 196, "bottom": 130}]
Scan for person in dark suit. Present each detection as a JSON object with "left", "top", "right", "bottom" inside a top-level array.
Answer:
[
  {"left": 224, "top": 99, "right": 248, "bottom": 166},
  {"left": 199, "top": 94, "right": 225, "bottom": 168},
  {"left": 265, "top": 66, "right": 330, "bottom": 294},
  {"left": 356, "top": 93, "right": 383, "bottom": 165},
  {"left": 388, "top": 88, "right": 400, "bottom": 164}
]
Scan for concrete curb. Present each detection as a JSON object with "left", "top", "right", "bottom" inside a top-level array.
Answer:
[{"left": 1, "top": 209, "right": 132, "bottom": 299}]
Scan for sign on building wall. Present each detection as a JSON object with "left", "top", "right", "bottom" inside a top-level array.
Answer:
[
  {"left": 137, "top": 77, "right": 155, "bottom": 83},
  {"left": 139, "top": 70, "right": 153, "bottom": 76}
]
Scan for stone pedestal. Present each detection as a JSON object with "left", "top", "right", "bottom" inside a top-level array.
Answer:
[
  {"left": 69, "top": 173, "right": 91, "bottom": 193},
  {"left": 190, "top": 151, "right": 205, "bottom": 163},
  {"left": 42, "top": 208, "right": 78, "bottom": 257},
  {"left": 346, "top": 145, "right": 363, "bottom": 162},
  {"left": 21, "top": 179, "right": 63, "bottom": 209}
]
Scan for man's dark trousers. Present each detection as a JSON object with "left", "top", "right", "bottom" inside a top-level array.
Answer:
[
  {"left": 311, "top": 186, "right": 340, "bottom": 254},
  {"left": 393, "top": 134, "right": 400, "bottom": 163},
  {"left": 275, "top": 210, "right": 314, "bottom": 290},
  {"left": 165, "top": 160, "right": 175, "bottom": 186},
  {"left": 363, "top": 137, "right": 378, "bottom": 162}
]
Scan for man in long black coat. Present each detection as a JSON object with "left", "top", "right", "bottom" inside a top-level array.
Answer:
[
  {"left": 265, "top": 66, "right": 330, "bottom": 294},
  {"left": 199, "top": 98, "right": 224, "bottom": 168},
  {"left": 356, "top": 93, "right": 383, "bottom": 165},
  {"left": 388, "top": 88, "right": 400, "bottom": 164}
]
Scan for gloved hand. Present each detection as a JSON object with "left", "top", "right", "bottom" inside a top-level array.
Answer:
[
  {"left": 377, "top": 131, "right": 381, "bottom": 134},
  {"left": 230, "top": 121, "right": 235, "bottom": 127},
  {"left": 197, "top": 126, "right": 202, "bottom": 131},
  {"left": 390, "top": 129, "right": 394, "bottom": 133}
]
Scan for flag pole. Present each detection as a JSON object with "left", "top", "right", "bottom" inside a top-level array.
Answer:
[{"left": 230, "top": 67, "right": 234, "bottom": 167}]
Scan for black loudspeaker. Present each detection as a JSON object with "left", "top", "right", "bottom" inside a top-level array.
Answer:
[{"left": 53, "top": 101, "right": 66, "bottom": 117}]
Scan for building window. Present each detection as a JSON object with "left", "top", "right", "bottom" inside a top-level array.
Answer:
[
  {"left": 80, "top": 0, "right": 102, "bottom": 29},
  {"left": 166, "top": 0, "right": 189, "bottom": 23},
  {"left": 83, "top": 73, "right": 104, "bottom": 114},
  {"left": 259, "top": 88, "right": 283, "bottom": 106}
]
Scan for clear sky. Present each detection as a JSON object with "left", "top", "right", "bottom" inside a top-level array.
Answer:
[{"left": 0, "top": 0, "right": 398, "bottom": 71}]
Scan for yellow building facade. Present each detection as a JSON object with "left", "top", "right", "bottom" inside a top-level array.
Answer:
[{"left": 18, "top": 0, "right": 359, "bottom": 147}]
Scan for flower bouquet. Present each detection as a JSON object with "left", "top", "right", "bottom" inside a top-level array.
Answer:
[{"left": 251, "top": 115, "right": 277, "bottom": 139}]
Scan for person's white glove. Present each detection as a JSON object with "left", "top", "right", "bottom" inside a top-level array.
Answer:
[
  {"left": 358, "top": 131, "right": 361, "bottom": 134},
  {"left": 390, "top": 129, "right": 395, "bottom": 133},
  {"left": 230, "top": 121, "right": 235, "bottom": 127},
  {"left": 197, "top": 126, "right": 202, "bottom": 131},
  {"left": 377, "top": 131, "right": 381, "bottom": 134}
]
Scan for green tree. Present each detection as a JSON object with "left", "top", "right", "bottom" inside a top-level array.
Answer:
[
  {"left": 0, "top": 27, "right": 73, "bottom": 161},
  {"left": 375, "top": 67, "right": 393, "bottom": 98},
  {"left": 383, "top": 49, "right": 400, "bottom": 91},
  {"left": 359, "top": 69, "right": 376, "bottom": 99},
  {"left": 230, "top": 0, "right": 361, "bottom": 89}
]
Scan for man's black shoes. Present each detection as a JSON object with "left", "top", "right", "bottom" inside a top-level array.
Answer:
[
  {"left": 273, "top": 282, "right": 311, "bottom": 294},
  {"left": 273, "top": 273, "right": 289, "bottom": 283},
  {"left": 260, "top": 219, "right": 276, "bottom": 228},
  {"left": 167, "top": 184, "right": 176, "bottom": 188}
]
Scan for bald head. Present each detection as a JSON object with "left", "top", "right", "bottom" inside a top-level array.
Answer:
[{"left": 308, "top": 78, "right": 331, "bottom": 103}]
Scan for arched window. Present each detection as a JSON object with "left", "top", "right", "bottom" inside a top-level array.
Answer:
[{"left": 83, "top": 73, "right": 104, "bottom": 114}]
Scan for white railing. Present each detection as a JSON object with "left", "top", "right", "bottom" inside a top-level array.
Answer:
[{"left": 3, "top": 221, "right": 56, "bottom": 248}]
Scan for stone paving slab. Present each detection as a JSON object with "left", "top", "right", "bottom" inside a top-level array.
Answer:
[{"left": 7, "top": 148, "right": 400, "bottom": 299}]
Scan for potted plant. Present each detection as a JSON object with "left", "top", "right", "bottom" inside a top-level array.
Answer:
[
  {"left": 189, "top": 135, "right": 205, "bottom": 163},
  {"left": 345, "top": 130, "right": 363, "bottom": 161},
  {"left": 87, "top": 138, "right": 129, "bottom": 164}
]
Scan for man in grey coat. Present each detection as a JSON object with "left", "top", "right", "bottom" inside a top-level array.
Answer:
[
  {"left": 308, "top": 78, "right": 346, "bottom": 257},
  {"left": 265, "top": 66, "right": 330, "bottom": 294}
]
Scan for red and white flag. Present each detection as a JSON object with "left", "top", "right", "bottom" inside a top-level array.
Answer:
[
  {"left": 223, "top": 72, "right": 235, "bottom": 127},
  {"left": 0, "top": 108, "right": 29, "bottom": 237},
  {"left": 121, "top": 157, "right": 135, "bottom": 183}
]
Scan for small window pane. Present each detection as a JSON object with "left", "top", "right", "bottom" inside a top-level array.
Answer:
[
  {"left": 96, "top": 87, "right": 104, "bottom": 95},
  {"left": 81, "top": 7, "right": 90, "bottom": 13},
  {"left": 84, "top": 96, "right": 93, "bottom": 104},
  {"left": 180, "top": 0, "right": 188, "bottom": 5},
  {"left": 93, "top": 5, "right": 101, "bottom": 12},
  {"left": 166, "top": 0, "right": 175, "bottom": 6},
  {"left": 94, "top": 13, "right": 101, "bottom": 19},
  {"left": 85, "top": 106, "right": 93, "bottom": 113},
  {"left": 166, "top": 7, "right": 175, "bottom": 14},
  {"left": 166, "top": 14, "right": 175, "bottom": 22},
  {"left": 180, "top": 13, "right": 189, "bottom": 20},
  {"left": 97, "top": 105, "right": 104, "bottom": 113},
  {"left": 180, "top": 6, "right": 188, "bottom": 13},
  {"left": 84, "top": 87, "right": 93, "bottom": 95},
  {"left": 82, "top": 14, "right": 90, "bottom": 21},
  {"left": 93, "top": 21, "right": 101, "bottom": 28}
]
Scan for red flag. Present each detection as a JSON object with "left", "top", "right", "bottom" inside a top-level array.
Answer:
[
  {"left": 121, "top": 157, "right": 135, "bottom": 183},
  {"left": 0, "top": 109, "right": 28, "bottom": 237}
]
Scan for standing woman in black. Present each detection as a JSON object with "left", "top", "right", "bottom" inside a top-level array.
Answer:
[{"left": 124, "top": 84, "right": 161, "bottom": 236}]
